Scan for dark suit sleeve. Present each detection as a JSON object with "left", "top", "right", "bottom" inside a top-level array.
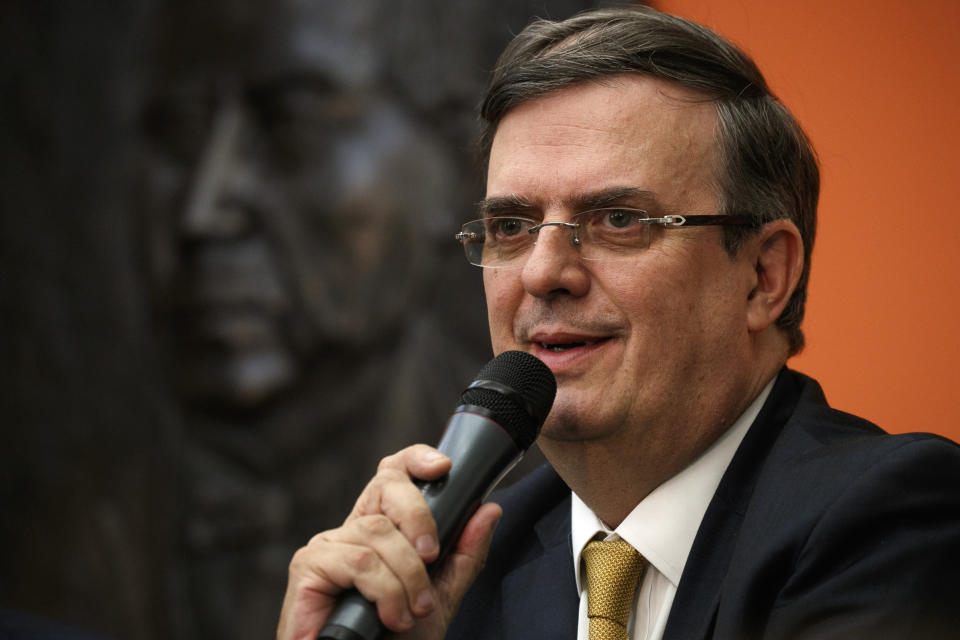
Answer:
[{"left": 762, "top": 436, "right": 960, "bottom": 639}]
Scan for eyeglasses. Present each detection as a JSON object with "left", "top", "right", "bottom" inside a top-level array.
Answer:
[{"left": 455, "top": 208, "right": 755, "bottom": 268}]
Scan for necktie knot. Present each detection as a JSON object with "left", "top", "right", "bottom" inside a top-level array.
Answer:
[{"left": 582, "top": 539, "right": 646, "bottom": 640}]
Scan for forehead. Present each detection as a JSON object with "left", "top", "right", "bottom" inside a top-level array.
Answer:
[{"left": 486, "top": 74, "right": 720, "bottom": 212}]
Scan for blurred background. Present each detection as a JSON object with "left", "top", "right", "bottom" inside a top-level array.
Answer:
[{"left": 1, "top": 1, "right": 957, "bottom": 638}]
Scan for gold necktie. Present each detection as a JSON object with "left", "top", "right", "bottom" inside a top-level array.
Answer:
[{"left": 582, "top": 539, "right": 646, "bottom": 640}]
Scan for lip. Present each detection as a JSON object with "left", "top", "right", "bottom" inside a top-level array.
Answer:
[{"left": 526, "top": 329, "right": 614, "bottom": 373}]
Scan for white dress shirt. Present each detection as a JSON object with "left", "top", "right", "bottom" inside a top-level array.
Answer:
[{"left": 570, "top": 378, "right": 774, "bottom": 640}]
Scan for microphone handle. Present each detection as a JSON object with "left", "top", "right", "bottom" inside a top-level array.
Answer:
[
  {"left": 314, "top": 592, "right": 380, "bottom": 640},
  {"left": 316, "top": 410, "right": 523, "bottom": 640}
]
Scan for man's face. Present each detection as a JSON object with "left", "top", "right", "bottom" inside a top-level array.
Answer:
[{"left": 483, "top": 74, "right": 757, "bottom": 454}]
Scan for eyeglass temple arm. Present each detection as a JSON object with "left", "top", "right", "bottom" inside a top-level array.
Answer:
[{"left": 656, "top": 214, "right": 755, "bottom": 227}]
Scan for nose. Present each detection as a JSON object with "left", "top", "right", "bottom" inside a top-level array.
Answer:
[
  {"left": 520, "top": 220, "right": 591, "bottom": 299},
  {"left": 180, "top": 96, "right": 257, "bottom": 241}
]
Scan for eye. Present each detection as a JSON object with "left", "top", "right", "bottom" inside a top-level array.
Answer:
[
  {"left": 489, "top": 217, "right": 527, "bottom": 237},
  {"left": 581, "top": 208, "right": 645, "bottom": 230},
  {"left": 578, "top": 208, "right": 652, "bottom": 254},
  {"left": 600, "top": 209, "right": 639, "bottom": 228}
]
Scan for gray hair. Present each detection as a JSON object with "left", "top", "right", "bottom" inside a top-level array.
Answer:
[{"left": 478, "top": 5, "right": 818, "bottom": 355}]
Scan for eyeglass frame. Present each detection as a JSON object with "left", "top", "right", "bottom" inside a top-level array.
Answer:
[{"left": 454, "top": 208, "right": 758, "bottom": 268}]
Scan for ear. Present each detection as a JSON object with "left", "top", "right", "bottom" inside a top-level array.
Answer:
[{"left": 746, "top": 219, "right": 804, "bottom": 334}]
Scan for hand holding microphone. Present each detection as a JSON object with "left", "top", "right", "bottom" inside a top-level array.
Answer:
[{"left": 277, "top": 351, "right": 556, "bottom": 640}]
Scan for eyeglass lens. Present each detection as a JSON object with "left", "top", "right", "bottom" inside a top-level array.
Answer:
[{"left": 460, "top": 209, "right": 655, "bottom": 267}]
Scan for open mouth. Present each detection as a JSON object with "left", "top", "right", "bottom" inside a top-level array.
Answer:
[{"left": 539, "top": 338, "right": 609, "bottom": 353}]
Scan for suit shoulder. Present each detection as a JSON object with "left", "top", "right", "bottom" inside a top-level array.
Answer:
[
  {"left": 487, "top": 463, "right": 570, "bottom": 554},
  {"left": 699, "top": 376, "right": 960, "bottom": 637},
  {"left": 766, "top": 369, "right": 960, "bottom": 473},
  {"left": 740, "top": 382, "right": 960, "bottom": 564},
  {"left": 491, "top": 463, "right": 568, "bottom": 517},
  {"left": 788, "top": 407, "right": 960, "bottom": 479}
]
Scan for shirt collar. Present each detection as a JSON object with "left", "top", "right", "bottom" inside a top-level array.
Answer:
[{"left": 571, "top": 376, "right": 775, "bottom": 590}]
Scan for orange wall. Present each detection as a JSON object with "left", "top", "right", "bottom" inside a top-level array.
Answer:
[{"left": 652, "top": 0, "right": 960, "bottom": 440}]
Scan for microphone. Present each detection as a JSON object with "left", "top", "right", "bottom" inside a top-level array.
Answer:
[{"left": 317, "top": 350, "right": 556, "bottom": 640}]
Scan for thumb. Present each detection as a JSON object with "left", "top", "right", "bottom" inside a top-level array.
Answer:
[
  {"left": 391, "top": 502, "right": 502, "bottom": 640},
  {"left": 432, "top": 502, "right": 502, "bottom": 620}
]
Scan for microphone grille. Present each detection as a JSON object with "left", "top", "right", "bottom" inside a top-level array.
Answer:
[{"left": 459, "top": 351, "right": 556, "bottom": 451}]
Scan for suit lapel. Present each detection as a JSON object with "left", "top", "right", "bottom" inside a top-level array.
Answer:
[
  {"left": 500, "top": 489, "right": 579, "bottom": 640},
  {"left": 663, "top": 369, "right": 805, "bottom": 640}
]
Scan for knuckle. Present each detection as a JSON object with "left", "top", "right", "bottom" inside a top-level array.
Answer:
[
  {"left": 289, "top": 530, "right": 336, "bottom": 573},
  {"left": 289, "top": 544, "right": 318, "bottom": 576},
  {"left": 307, "top": 530, "right": 331, "bottom": 548},
  {"left": 351, "top": 491, "right": 379, "bottom": 518},
  {"left": 288, "top": 546, "right": 309, "bottom": 573},
  {"left": 356, "top": 513, "right": 394, "bottom": 537},
  {"left": 345, "top": 545, "right": 378, "bottom": 573},
  {"left": 377, "top": 452, "right": 403, "bottom": 472},
  {"left": 374, "top": 466, "right": 405, "bottom": 485}
]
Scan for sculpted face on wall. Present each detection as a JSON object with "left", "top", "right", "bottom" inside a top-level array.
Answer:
[
  {"left": 134, "top": 4, "right": 470, "bottom": 637},
  {"left": 138, "top": 0, "right": 456, "bottom": 410}
]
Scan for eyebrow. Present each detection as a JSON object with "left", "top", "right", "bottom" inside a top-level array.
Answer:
[
  {"left": 476, "top": 195, "right": 537, "bottom": 218},
  {"left": 477, "top": 187, "right": 661, "bottom": 218},
  {"left": 571, "top": 187, "right": 659, "bottom": 211}
]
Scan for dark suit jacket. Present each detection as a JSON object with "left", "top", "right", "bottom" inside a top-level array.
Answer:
[{"left": 447, "top": 369, "right": 960, "bottom": 639}]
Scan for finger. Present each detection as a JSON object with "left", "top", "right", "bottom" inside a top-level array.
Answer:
[
  {"left": 277, "top": 558, "right": 328, "bottom": 640},
  {"left": 277, "top": 541, "right": 350, "bottom": 640},
  {"left": 375, "top": 471, "right": 445, "bottom": 563},
  {"left": 331, "top": 508, "right": 451, "bottom": 618},
  {"left": 336, "top": 514, "right": 438, "bottom": 618},
  {"left": 327, "top": 540, "right": 418, "bottom": 632},
  {"left": 280, "top": 446, "right": 456, "bottom": 640},
  {"left": 350, "top": 445, "right": 450, "bottom": 519},
  {"left": 350, "top": 469, "right": 439, "bottom": 565},
  {"left": 350, "top": 445, "right": 452, "bottom": 562},
  {"left": 284, "top": 523, "right": 431, "bottom": 634},
  {"left": 378, "top": 444, "right": 452, "bottom": 480}
]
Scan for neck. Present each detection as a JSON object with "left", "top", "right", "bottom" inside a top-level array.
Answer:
[{"left": 540, "top": 359, "right": 783, "bottom": 528}]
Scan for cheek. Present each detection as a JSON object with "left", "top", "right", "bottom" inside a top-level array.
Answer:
[
  {"left": 483, "top": 271, "right": 519, "bottom": 346},
  {"left": 596, "top": 259, "right": 675, "bottom": 324},
  {"left": 602, "top": 249, "right": 725, "bottom": 348}
]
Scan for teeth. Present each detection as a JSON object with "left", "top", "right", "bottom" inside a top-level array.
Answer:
[{"left": 541, "top": 340, "right": 592, "bottom": 352}]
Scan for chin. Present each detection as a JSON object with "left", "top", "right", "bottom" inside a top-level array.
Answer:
[{"left": 537, "top": 402, "right": 606, "bottom": 443}]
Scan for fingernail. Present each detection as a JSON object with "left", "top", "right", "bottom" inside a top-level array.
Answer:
[
  {"left": 425, "top": 451, "right": 448, "bottom": 464},
  {"left": 415, "top": 534, "right": 437, "bottom": 556},
  {"left": 415, "top": 589, "right": 436, "bottom": 614}
]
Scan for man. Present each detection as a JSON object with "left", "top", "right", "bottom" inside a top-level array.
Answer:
[{"left": 278, "top": 6, "right": 960, "bottom": 639}]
